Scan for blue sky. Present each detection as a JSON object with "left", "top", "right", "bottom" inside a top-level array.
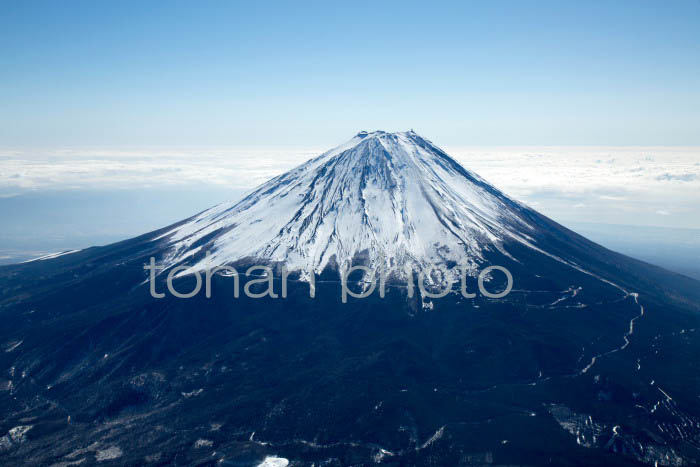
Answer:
[{"left": 2, "top": 0, "right": 699, "bottom": 148}]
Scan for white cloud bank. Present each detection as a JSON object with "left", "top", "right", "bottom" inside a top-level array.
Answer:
[
  {"left": 0, "top": 148, "right": 322, "bottom": 193},
  {"left": 1, "top": 145, "right": 699, "bottom": 229}
]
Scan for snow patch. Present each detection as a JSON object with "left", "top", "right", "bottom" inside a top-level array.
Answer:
[
  {"left": 418, "top": 425, "right": 445, "bottom": 450},
  {"left": 0, "top": 425, "right": 32, "bottom": 451},
  {"left": 181, "top": 388, "right": 203, "bottom": 398},
  {"left": 194, "top": 439, "right": 213, "bottom": 448},
  {"left": 4, "top": 340, "right": 23, "bottom": 353},
  {"left": 257, "top": 456, "right": 289, "bottom": 467},
  {"left": 22, "top": 250, "right": 80, "bottom": 263},
  {"left": 95, "top": 446, "right": 123, "bottom": 461}
]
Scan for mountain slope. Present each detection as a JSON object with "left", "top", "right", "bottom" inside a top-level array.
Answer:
[{"left": 0, "top": 132, "right": 699, "bottom": 466}]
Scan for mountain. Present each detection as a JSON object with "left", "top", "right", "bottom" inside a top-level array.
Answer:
[
  {"left": 158, "top": 130, "right": 535, "bottom": 277},
  {"left": 1, "top": 131, "right": 699, "bottom": 466}
]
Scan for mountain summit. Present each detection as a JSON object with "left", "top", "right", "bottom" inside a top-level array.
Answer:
[{"left": 158, "top": 131, "right": 543, "bottom": 276}]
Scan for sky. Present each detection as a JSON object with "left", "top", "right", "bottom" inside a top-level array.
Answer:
[{"left": 2, "top": 1, "right": 700, "bottom": 148}]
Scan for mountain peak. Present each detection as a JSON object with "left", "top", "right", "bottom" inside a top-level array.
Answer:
[
  {"left": 355, "top": 129, "right": 418, "bottom": 140},
  {"left": 324, "top": 130, "right": 443, "bottom": 168},
  {"left": 157, "top": 131, "right": 537, "bottom": 277}
]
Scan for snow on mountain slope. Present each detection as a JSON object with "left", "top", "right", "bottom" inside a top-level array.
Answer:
[{"left": 156, "top": 131, "right": 542, "bottom": 277}]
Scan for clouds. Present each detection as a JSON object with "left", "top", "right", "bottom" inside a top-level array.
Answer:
[
  {"left": 1, "top": 145, "right": 699, "bottom": 229},
  {"left": 0, "top": 148, "right": 320, "bottom": 192},
  {"left": 445, "top": 146, "right": 700, "bottom": 229},
  {"left": 655, "top": 173, "right": 697, "bottom": 182}
]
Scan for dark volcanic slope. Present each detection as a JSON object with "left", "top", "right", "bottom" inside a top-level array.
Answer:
[{"left": 1, "top": 133, "right": 700, "bottom": 466}]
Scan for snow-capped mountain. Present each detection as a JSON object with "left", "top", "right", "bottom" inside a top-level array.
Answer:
[
  {"left": 2, "top": 131, "right": 700, "bottom": 466},
  {"left": 157, "top": 131, "right": 542, "bottom": 276}
]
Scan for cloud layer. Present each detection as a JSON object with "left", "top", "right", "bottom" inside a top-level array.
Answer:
[{"left": 1, "top": 145, "right": 699, "bottom": 229}]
